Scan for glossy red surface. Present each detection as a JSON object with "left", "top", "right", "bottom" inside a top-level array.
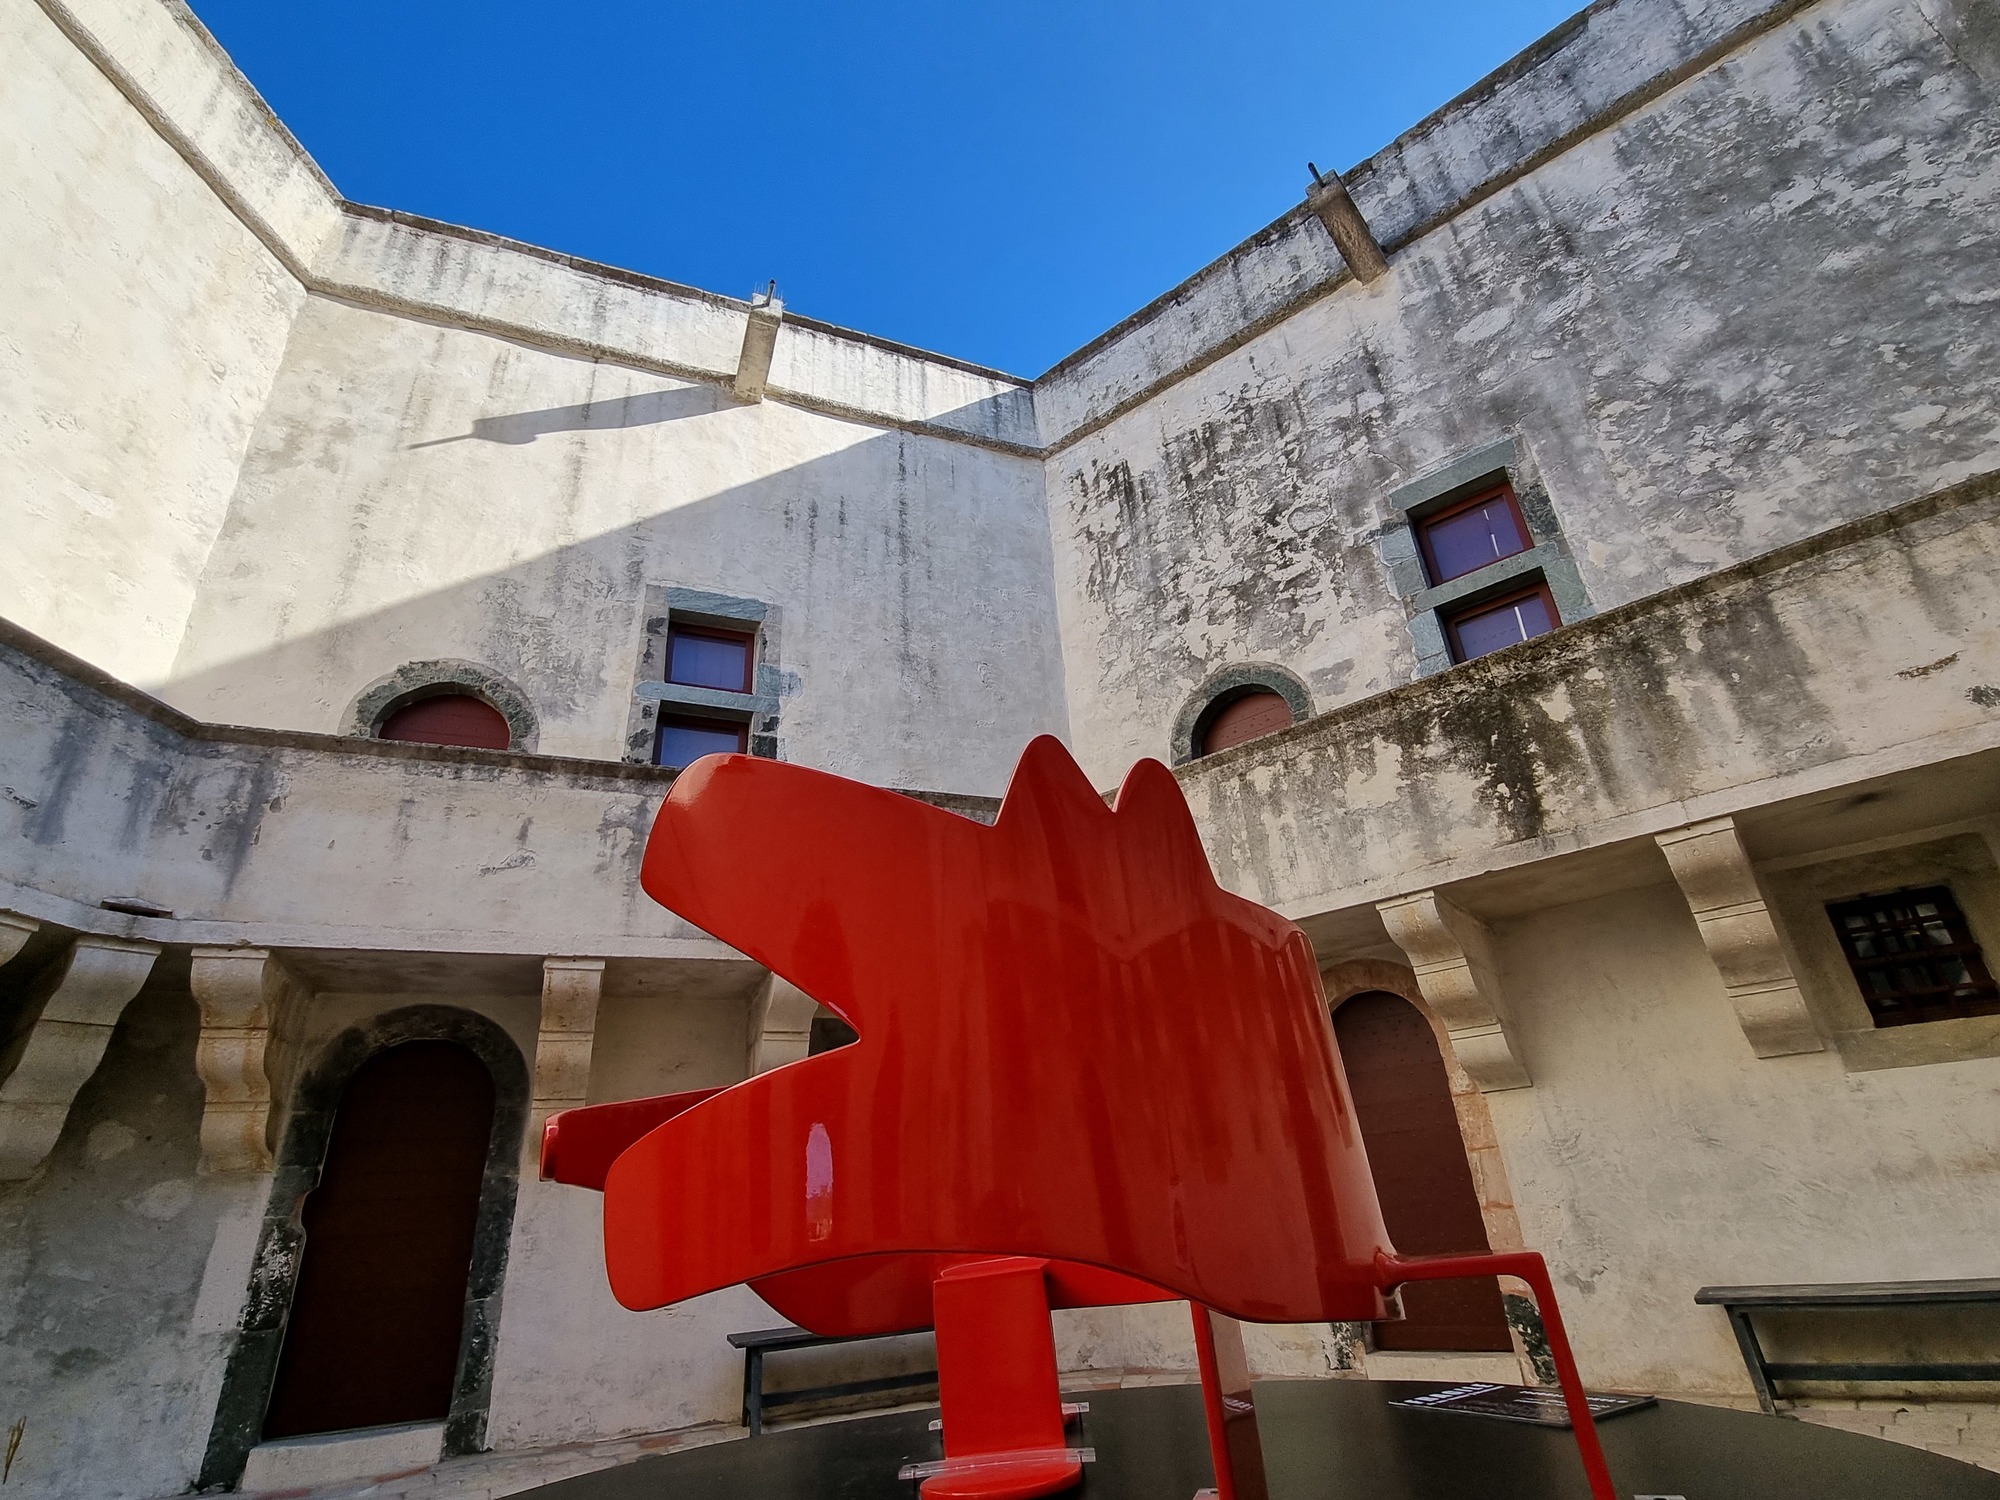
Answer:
[
  {"left": 926, "top": 1257, "right": 1077, "bottom": 1499},
  {"left": 541, "top": 1088, "right": 720, "bottom": 1192},
  {"left": 606, "top": 736, "right": 1392, "bottom": 1323},
  {"left": 547, "top": 735, "right": 1616, "bottom": 1500}
]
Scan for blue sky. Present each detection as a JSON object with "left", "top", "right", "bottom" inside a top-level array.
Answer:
[{"left": 185, "top": 2, "right": 1580, "bottom": 375}]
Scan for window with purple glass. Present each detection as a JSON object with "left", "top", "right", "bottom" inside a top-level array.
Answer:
[
  {"left": 1417, "top": 483, "right": 1531, "bottom": 586},
  {"left": 666, "top": 623, "right": 755, "bottom": 692},
  {"left": 1443, "top": 583, "right": 1559, "bottom": 663},
  {"left": 656, "top": 714, "right": 748, "bottom": 770}
]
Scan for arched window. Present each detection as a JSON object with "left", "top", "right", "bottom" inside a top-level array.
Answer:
[
  {"left": 1196, "top": 688, "right": 1295, "bottom": 756},
  {"left": 378, "top": 693, "right": 512, "bottom": 750},
  {"left": 262, "top": 1041, "right": 496, "bottom": 1437},
  {"left": 347, "top": 661, "right": 538, "bottom": 752},
  {"left": 1332, "top": 991, "right": 1510, "bottom": 1352},
  {"left": 1171, "top": 667, "right": 1312, "bottom": 764}
]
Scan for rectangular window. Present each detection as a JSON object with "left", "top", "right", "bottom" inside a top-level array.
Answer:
[
  {"left": 1417, "top": 483, "right": 1531, "bottom": 586},
  {"left": 1443, "top": 582, "right": 1558, "bottom": 663},
  {"left": 1827, "top": 886, "right": 2000, "bottom": 1027},
  {"left": 655, "top": 713, "right": 749, "bottom": 770},
  {"left": 666, "top": 623, "right": 755, "bottom": 693}
]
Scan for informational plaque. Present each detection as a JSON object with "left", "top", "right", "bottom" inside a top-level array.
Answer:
[{"left": 1390, "top": 1381, "right": 1656, "bottom": 1429}]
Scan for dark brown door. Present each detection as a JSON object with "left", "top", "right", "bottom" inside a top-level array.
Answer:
[
  {"left": 1333, "top": 992, "right": 1511, "bottom": 1352},
  {"left": 263, "top": 1041, "right": 497, "bottom": 1437}
]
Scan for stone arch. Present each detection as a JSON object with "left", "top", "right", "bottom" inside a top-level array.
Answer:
[
  {"left": 197, "top": 1006, "right": 530, "bottom": 1490},
  {"left": 1322, "top": 959, "right": 1550, "bottom": 1377},
  {"left": 345, "top": 660, "right": 540, "bottom": 752},
  {"left": 1321, "top": 959, "right": 1523, "bottom": 1256},
  {"left": 1169, "top": 663, "right": 1312, "bottom": 765}
]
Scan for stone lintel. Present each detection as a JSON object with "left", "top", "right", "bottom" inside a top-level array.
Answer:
[
  {"left": 1656, "top": 817, "right": 1823, "bottom": 1058},
  {"left": 1376, "top": 890, "right": 1531, "bottom": 1092},
  {"left": 0, "top": 935, "right": 162, "bottom": 1180}
]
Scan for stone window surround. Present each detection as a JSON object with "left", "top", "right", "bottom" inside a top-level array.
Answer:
[
  {"left": 623, "top": 587, "right": 786, "bottom": 767},
  {"left": 1759, "top": 824, "right": 2000, "bottom": 1074},
  {"left": 1377, "top": 437, "right": 1593, "bottom": 677},
  {"left": 1168, "top": 663, "right": 1314, "bottom": 767},
  {"left": 345, "top": 660, "right": 541, "bottom": 752}
]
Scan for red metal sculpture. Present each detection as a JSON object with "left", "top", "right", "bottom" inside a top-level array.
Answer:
[{"left": 543, "top": 737, "right": 1616, "bottom": 1500}]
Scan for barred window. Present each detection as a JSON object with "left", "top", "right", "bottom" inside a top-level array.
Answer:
[{"left": 1826, "top": 886, "right": 2000, "bottom": 1027}]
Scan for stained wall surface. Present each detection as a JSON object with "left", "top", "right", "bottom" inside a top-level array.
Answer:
[
  {"left": 0, "top": 968, "right": 265, "bottom": 1500},
  {"left": 163, "top": 295, "right": 1065, "bottom": 794},
  {"left": 1489, "top": 873, "right": 2000, "bottom": 1393},
  {"left": 1040, "top": 0, "right": 2000, "bottom": 782},
  {"left": 5, "top": 0, "right": 2000, "bottom": 1490},
  {"left": 0, "top": 0, "right": 322, "bottom": 688}
]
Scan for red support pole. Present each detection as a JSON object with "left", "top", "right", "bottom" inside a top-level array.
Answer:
[
  {"left": 1376, "top": 1251, "right": 1617, "bottom": 1500},
  {"left": 923, "top": 1257, "right": 1081, "bottom": 1500},
  {"left": 1189, "top": 1304, "right": 1270, "bottom": 1500}
]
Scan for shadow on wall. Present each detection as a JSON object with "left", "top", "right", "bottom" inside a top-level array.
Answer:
[
  {"left": 406, "top": 385, "right": 729, "bottom": 448},
  {"left": 157, "top": 389, "right": 1066, "bottom": 793},
  {"left": 0, "top": 952, "right": 238, "bottom": 1500}
]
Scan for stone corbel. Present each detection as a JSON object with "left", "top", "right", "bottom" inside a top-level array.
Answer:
[
  {"left": 747, "top": 973, "right": 818, "bottom": 1076},
  {"left": 533, "top": 958, "right": 605, "bottom": 1140},
  {"left": 1656, "top": 817, "right": 1823, "bottom": 1058},
  {"left": 189, "top": 947, "right": 298, "bottom": 1174},
  {"left": 1376, "top": 890, "right": 1531, "bottom": 1092},
  {"left": 732, "top": 285, "right": 784, "bottom": 403},
  {"left": 0, "top": 935, "right": 161, "bottom": 1179},
  {"left": 0, "top": 912, "right": 37, "bottom": 967}
]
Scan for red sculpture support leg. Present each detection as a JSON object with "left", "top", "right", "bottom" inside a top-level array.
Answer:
[
  {"left": 1190, "top": 1303, "right": 1270, "bottom": 1500},
  {"left": 1378, "top": 1251, "right": 1617, "bottom": 1500},
  {"left": 919, "top": 1256, "right": 1081, "bottom": 1500}
]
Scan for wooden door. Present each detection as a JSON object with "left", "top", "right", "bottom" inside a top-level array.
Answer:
[
  {"left": 263, "top": 1041, "right": 497, "bottom": 1437},
  {"left": 1333, "top": 992, "right": 1511, "bottom": 1352}
]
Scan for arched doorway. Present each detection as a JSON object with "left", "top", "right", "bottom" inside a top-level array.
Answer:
[
  {"left": 1333, "top": 991, "right": 1511, "bottom": 1352},
  {"left": 262, "top": 1041, "right": 497, "bottom": 1437}
]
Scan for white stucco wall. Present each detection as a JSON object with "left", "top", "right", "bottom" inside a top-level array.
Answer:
[
  {"left": 1490, "top": 878, "right": 2000, "bottom": 1396},
  {"left": 0, "top": 0, "right": 317, "bottom": 687},
  {"left": 163, "top": 296, "right": 1067, "bottom": 794}
]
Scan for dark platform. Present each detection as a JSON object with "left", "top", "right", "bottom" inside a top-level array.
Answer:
[{"left": 522, "top": 1378, "right": 2000, "bottom": 1498}]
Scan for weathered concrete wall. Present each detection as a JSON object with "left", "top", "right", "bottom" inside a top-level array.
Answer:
[
  {"left": 313, "top": 207, "right": 1037, "bottom": 453},
  {"left": 1176, "top": 475, "right": 2000, "bottom": 921},
  {"left": 0, "top": 0, "right": 320, "bottom": 688},
  {"left": 490, "top": 970, "right": 767, "bottom": 1450},
  {"left": 1041, "top": 0, "right": 2000, "bottom": 780},
  {"left": 162, "top": 296, "right": 1065, "bottom": 795},
  {"left": 0, "top": 963, "right": 264, "bottom": 1500},
  {"left": 1488, "top": 876, "right": 2000, "bottom": 1395},
  {"left": 0, "top": 620, "right": 741, "bottom": 960}
]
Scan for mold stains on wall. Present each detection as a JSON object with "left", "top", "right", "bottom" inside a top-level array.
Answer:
[
  {"left": 1048, "top": 0, "right": 2000, "bottom": 782},
  {"left": 1179, "top": 478, "right": 2000, "bottom": 912},
  {"left": 0, "top": 962, "right": 231, "bottom": 1500}
]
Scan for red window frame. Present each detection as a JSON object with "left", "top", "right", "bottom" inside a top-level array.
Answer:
[
  {"left": 665, "top": 622, "right": 756, "bottom": 694},
  {"left": 1415, "top": 481, "right": 1532, "bottom": 588},
  {"left": 1441, "top": 580, "right": 1560, "bottom": 664}
]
